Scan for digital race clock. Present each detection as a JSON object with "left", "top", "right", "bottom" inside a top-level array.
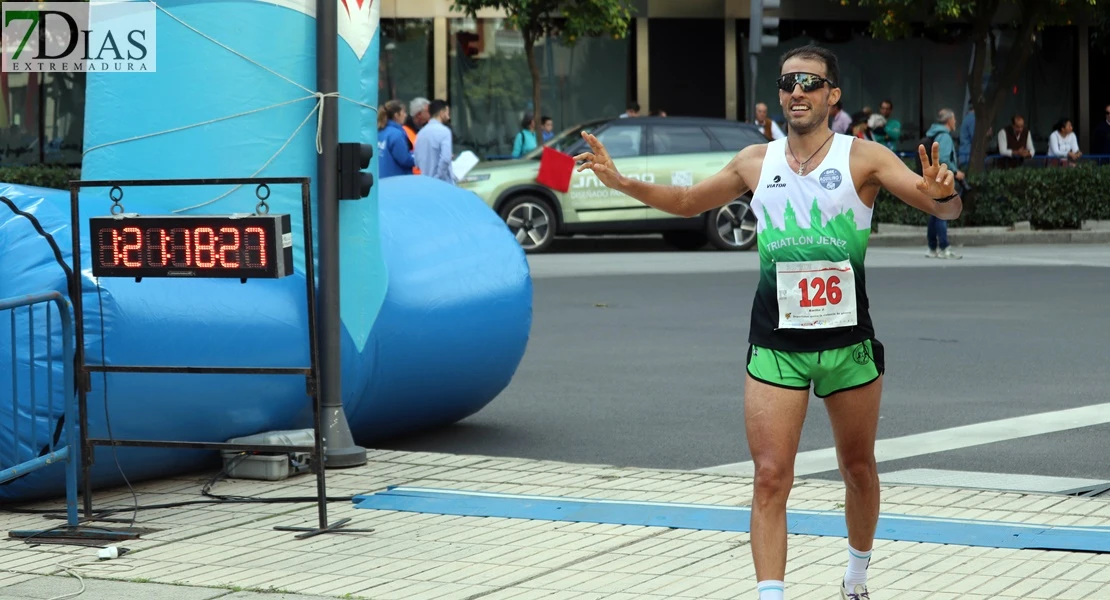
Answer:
[{"left": 89, "top": 214, "right": 294, "bottom": 279}]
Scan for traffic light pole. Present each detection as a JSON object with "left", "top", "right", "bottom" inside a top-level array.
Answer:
[
  {"left": 748, "top": 0, "right": 779, "bottom": 122},
  {"left": 749, "top": 54, "right": 758, "bottom": 127},
  {"left": 315, "top": 0, "right": 367, "bottom": 468}
]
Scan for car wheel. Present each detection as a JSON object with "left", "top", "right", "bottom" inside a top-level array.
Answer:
[
  {"left": 500, "top": 195, "right": 557, "bottom": 253},
  {"left": 707, "top": 196, "right": 757, "bottom": 251},
  {"left": 662, "top": 231, "right": 709, "bottom": 251}
]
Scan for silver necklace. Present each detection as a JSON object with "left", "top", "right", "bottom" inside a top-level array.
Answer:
[{"left": 787, "top": 132, "right": 835, "bottom": 176}]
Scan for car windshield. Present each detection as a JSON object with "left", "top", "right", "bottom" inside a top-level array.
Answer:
[{"left": 522, "top": 120, "right": 607, "bottom": 160}]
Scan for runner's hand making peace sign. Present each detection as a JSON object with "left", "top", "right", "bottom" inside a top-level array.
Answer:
[{"left": 916, "top": 141, "right": 957, "bottom": 199}]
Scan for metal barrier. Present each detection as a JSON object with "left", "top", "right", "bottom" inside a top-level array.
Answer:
[{"left": 0, "top": 291, "right": 79, "bottom": 528}]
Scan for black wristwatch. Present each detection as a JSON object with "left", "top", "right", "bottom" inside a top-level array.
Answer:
[{"left": 934, "top": 192, "right": 958, "bottom": 203}]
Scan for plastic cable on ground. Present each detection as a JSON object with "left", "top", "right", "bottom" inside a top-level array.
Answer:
[{"left": 2, "top": 559, "right": 136, "bottom": 600}]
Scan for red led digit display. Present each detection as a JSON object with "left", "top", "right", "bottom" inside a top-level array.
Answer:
[{"left": 89, "top": 214, "right": 293, "bottom": 279}]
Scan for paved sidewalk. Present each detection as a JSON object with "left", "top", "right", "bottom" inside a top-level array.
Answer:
[
  {"left": 871, "top": 221, "right": 1110, "bottom": 247},
  {"left": 2, "top": 450, "right": 1110, "bottom": 599}
]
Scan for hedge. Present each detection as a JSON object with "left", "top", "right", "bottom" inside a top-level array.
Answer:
[
  {"left": 0, "top": 164, "right": 81, "bottom": 191},
  {"left": 2, "top": 163, "right": 1107, "bottom": 230},
  {"left": 874, "top": 163, "right": 1110, "bottom": 229}
]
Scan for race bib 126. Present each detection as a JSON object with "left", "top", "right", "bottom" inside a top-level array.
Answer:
[{"left": 775, "top": 259, "right": 857, "bottom": 330}]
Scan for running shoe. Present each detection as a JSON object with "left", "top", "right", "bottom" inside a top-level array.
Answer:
[{"left": 841, "top": 581, "right": 870, "bottom": 599}]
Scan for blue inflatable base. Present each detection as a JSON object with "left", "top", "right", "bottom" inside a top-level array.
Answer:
[{"left": 0, "top": 175, "right": 532, "bottom": 502}]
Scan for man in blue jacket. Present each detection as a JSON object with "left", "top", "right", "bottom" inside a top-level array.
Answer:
[
  {"left": 923, "top": 108, "right": 965, "bottom": 259},
  {"left": 378, "top": 100, "right": 416, "bottom": 178}
]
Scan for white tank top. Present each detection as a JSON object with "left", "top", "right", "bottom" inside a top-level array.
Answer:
[
  {"left": 751, "top": 133, "right": 872, "bottom": 239},
  {"left": 747, "top": 133, "right": 877, "bottom": 352}
]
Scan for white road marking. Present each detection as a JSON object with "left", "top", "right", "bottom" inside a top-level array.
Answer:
[
  {"left": 696, "top": 402, "right": 1110, "bottom": 477},
  {"left": 876, "top": 469, "right": 1108, "bottom": 494}
]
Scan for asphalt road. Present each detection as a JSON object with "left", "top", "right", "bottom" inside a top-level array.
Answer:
[{"left": 379, "top": 242, "right": 1110, "bottom": 493}]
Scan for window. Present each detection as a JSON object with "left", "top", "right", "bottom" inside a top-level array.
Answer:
[
  {"left": 651, "top": 125, "right": 713, "bottom": 156},
  {"left": 448, "top": 17, "right": 632, "bottom": 159},
  {"left": 709, "top": 126, "right": 769, "bottom": 152},
  {"left": 0, "top": 72, "right": 84, "bottom": 166},
  {"left": 379, "top": 19, "right": 433, "bottom": 107},
  {"left": 533, "top": 120, "right": 607, "bottom": 158},
  {"left": 594, "top": 125, "right": 643, "bottom": 158}
]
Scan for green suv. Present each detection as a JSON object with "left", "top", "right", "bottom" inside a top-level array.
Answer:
[{"left": 458, "top": 116, "right": 768, "bottom": 253}]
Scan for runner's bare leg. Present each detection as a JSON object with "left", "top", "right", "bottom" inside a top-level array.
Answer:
[
  {"left": 823, "top": 376, "right": 883, "bottom": 551},
  {"left": 745, "top": 374, "right": 810, "bottom": 581}
]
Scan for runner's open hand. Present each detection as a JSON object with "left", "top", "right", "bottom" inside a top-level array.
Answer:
[
  {"left": 916, "top": 141, "right": 956, "bottom": 199},
  {"left": 574, "top": 132, "right": 622, "bottom": 189}
]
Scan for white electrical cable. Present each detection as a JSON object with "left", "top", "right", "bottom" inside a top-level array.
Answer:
[{"left": 4, "top": 558, "right": 135, "bottom": 600}]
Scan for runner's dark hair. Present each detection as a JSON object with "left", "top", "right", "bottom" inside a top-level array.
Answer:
[{"left": 779, "top": 44, "right": 841, "bottom": 89}]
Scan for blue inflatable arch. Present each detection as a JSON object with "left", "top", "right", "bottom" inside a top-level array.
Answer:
[{"left": 0, "top": 0, "right": 532, "bottom": 501}]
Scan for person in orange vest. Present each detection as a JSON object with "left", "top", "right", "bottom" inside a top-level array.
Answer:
[{"left": 403, "top": 97, "right": 431, "bottom": 174}]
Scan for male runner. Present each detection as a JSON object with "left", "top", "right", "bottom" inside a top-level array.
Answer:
[{"left": 574, "top": 44, "right": 960, "bottom": 600}]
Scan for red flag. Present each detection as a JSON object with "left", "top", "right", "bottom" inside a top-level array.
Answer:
[{"left": 536, "top": 147, "right": 575, "bottom": 193}]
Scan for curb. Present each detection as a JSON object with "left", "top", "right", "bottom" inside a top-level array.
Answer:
[{"left": 870, "top": 230, "right": 1110, "bottom": 247}]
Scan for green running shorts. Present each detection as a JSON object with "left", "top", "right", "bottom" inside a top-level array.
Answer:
[{"left": 746, "top": 339, "right": 885, "bottom": 398}]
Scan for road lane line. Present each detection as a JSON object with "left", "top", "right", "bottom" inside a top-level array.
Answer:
[{"left": 696, "top": 402, "right": 1110, "bottom": 477}]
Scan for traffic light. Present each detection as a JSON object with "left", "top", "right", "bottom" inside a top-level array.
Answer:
[
  {"left": 337, "top": 142, "right": 373, "bottom": 200},
  {"left": 749, "top": 0, "right": 780, "bottom": 55}
]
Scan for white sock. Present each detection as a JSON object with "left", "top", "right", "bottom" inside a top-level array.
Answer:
[
  {"left": 844, "top": 544, "right": 872, "bottom": 588},
  {"left": 757, "top": 579, "right": 785, "bottom": 600}
]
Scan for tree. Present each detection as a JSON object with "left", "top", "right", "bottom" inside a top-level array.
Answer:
[
  {"left": 846, "top": 0, "right": 1109, "bottom": 175},
  {"left": 450, "top": 0, "right": 635, "bottom": 137}
]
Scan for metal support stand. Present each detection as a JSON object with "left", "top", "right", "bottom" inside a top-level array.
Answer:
[
  {"left": 315, "top": 0, "right": 367, "bottom": 469},
  {"left": 66, "top": 177, "right": 372, "bottom": 541}
]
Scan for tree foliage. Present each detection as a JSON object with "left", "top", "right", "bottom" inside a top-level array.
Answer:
[
  {"left": 450, "top": 0, "right": 635, "bottom": 140},
  {"left": 846, "top": 0, "right": 1109, "bottom": 180}
]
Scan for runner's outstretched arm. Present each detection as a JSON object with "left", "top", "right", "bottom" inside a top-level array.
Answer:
[
  {"left": 574, "top": 131, "right": 753, "bottom": 218},
  {"left": 869, "top": 141, "right": 963, "bottom": 220}
]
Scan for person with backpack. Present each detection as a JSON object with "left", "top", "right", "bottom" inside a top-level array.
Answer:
[
  {"left": 511, "top": 114, "right": 538, "bottom": 159},
  {"left": 921, "top": 108, "right": 965, "bottom": 259}
]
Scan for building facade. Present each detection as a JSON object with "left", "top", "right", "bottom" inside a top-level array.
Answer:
[
  {"left": 0, "top": 0, "right": 1099, "bottom": 168},
  {"left": 382, "top": 0, "right": 1099, "bottom": 158}
]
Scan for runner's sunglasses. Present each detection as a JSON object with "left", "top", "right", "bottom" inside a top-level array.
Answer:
[{"left": 776, "top": 72, "right": 837, "bottom": 92}]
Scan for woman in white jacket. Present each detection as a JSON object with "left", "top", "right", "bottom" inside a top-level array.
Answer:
[{"left": 1048, "top": 118, "right": 1082, "bottom": 166}]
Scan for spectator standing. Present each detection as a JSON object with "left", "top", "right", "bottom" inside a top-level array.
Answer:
[
  {"left": 830, "top": 101, "right": 851, "bottom": 133},
  {"left": 511, "top": 114, "right": 538, "bottom": 158},
  {"left": 1048, "top": 118, "right": 1082, "bottom": 166},
  {"left": 413, "top": 99, "right": 456, "bottom": 184},
  {"left": 540, "top": 116, "right": 555, "bottom": 142},
  {"left": 404, "top": 97, "right": 431, "bottom": 174},
  {"left": 377, "top": 100, "right": 416, "bottom": 178},
  {"left": 924, "top": 108, "right": 964, "bottom": 260},
  {"left": 1090, "top": 103, "right": 1110, "bottom": 155},
  {"left": 957, "top": 105, "right": 975, "bottom": 170},
  {"left": 956, "top": 104, "right": 992, "bottom": 172}
]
